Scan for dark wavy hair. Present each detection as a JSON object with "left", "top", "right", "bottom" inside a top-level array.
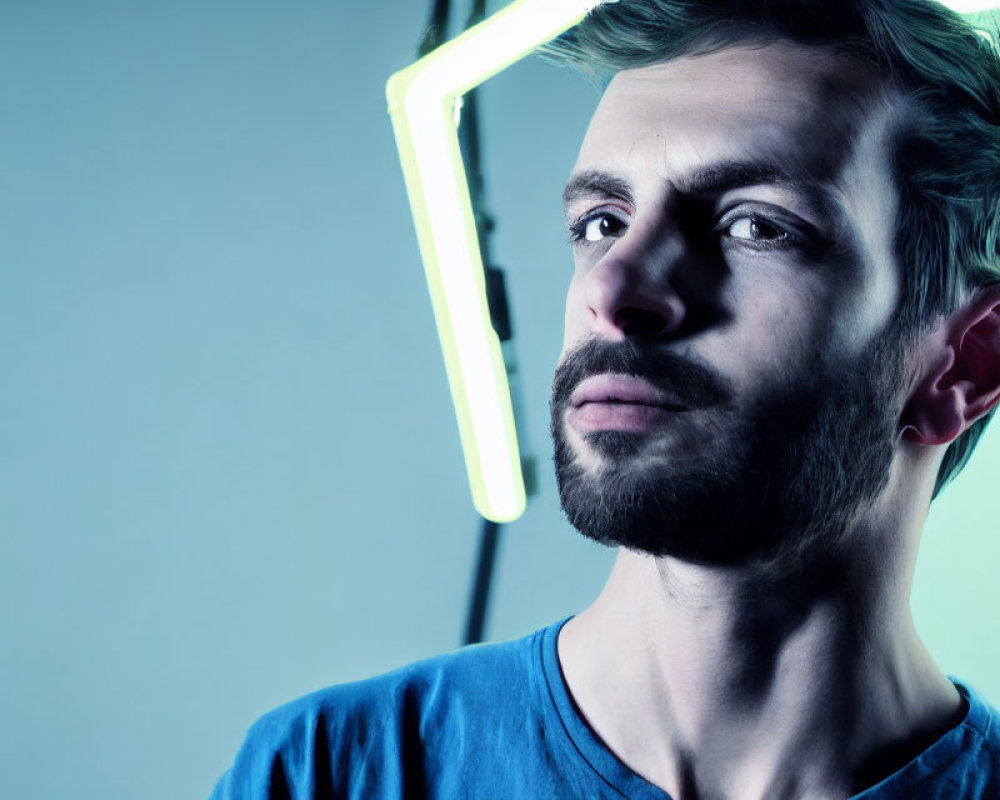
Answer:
[{"left": 540, "top": 0, "right": 1000, "bottom": 497}]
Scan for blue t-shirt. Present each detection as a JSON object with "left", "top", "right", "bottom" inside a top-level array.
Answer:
[{"left": 211, "top": 618, "right": 1000, "bottom": 799}]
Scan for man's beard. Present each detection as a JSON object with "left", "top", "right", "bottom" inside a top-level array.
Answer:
[{"left": 550, "top": 336, "right": 906, "bottom": 572}]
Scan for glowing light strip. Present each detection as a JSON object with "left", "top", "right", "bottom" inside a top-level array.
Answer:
[{"left": 386, "top": 0, "right": 615, "bottom": 522}]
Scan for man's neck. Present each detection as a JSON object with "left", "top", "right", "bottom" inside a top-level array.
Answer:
[{"left": 557, "top": 543, "right": 962, "bottom": 800}]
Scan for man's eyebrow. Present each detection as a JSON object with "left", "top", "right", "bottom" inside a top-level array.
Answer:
[
  {"left": 562, "top": 162, "right": 837, "bottom": 219},
  {"left": 684, "top": 161, "right": 819, "bottom": 195},
  {"left": 685, "top": 161, "right": 841, "bottom": 221},
  {"left": 562, "top": 170, "right": 635, "bottom": 216}
]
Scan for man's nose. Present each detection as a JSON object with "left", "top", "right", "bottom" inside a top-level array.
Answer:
[{"left": 583, "top": 233, "right": 688, "bottom": 340}]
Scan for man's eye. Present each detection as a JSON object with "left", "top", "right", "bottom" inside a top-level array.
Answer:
[
  {"left": 570, "top": 213, "right": 627, "bottom": 243},
  {"left": 725, "top": 216, "right": 788, "bottom": 244}
]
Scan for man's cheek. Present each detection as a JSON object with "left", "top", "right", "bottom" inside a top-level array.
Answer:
[{"left": 735, "top": 285, "right": 824, "bottom": 371}]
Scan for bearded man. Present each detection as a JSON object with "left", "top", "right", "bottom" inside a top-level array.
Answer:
[{"left": 212, "top": 1, "right": 1000, "bottom": 797}]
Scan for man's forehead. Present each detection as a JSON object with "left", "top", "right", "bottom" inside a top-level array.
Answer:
[
  {"left": 572, "top": 41, "right": 889, "bottom": 196},
  {"left": 597, "top": 40, "right": 884, "bottom": 120}
]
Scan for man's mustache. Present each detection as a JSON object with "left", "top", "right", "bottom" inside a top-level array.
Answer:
[{"left": 551, "top": 338, "right": 731, "bottom": 411}]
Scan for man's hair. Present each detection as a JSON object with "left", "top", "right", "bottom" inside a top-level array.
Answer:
[{"left": 540, "top": 0, "right": 1000, "bottom": 497}]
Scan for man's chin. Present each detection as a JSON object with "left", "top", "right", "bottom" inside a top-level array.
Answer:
[{"left": 554, "top": 433, "right": 745, "bottom": 562}]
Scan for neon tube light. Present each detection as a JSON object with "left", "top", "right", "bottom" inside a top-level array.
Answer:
[{"left": 386, "top": 0, "right": 616, "bottom": 523}]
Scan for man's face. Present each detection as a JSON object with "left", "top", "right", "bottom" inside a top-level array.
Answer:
[{"left": 551, "top": 42, "right": 909, "bottom": 569}]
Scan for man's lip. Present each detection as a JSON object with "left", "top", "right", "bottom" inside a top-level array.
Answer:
[{"left": 569, "top": 373, "right": 687, "bottom": 411}]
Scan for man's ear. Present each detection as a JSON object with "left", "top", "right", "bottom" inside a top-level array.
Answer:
[{"left": 901, "top": 286, "right": 1000, "bottom": 446}]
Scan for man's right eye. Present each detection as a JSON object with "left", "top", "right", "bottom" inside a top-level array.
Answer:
[{"left": 569, "top": 213, "right": 628, "bottom": 244}]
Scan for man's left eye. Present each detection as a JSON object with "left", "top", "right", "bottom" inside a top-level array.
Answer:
[{"left": 725, "top": 216, "right": 788, "bottom": 243}]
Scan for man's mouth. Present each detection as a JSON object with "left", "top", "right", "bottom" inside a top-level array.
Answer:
[{"left": 567, "top": 373, "right": 687, "bottom": 434}]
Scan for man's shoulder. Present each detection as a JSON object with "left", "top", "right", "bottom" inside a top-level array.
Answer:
[
  {"left": 951, "top": 678, "right": 1000, "bottom": 768},
  {"left": 255, "top": 623, "right": 547, "bottom": 738},
  {"left": 210, "top": 620, "right": 566, "bottom": 799},
  {"left": 866, "top": 679, "right": 1000, "bottom": 799}
]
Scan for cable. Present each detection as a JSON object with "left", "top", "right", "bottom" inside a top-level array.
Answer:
[
  {"left": 418, "top": 0, "right": 452, "bottom": 57},
  {"left": 463, "top": 518, "right": 500, "bottom": 645}
]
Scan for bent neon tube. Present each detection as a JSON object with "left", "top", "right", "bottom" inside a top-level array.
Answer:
[{"left": 386, "top": 0, "right": 615, "bottom": 523}]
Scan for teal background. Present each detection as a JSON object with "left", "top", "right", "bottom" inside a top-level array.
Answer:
[{"left": 1, "top": 2, "right": 997, "bottom": 798}]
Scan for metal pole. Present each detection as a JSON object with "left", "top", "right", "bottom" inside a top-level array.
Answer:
[{"left": 463, "top": 517, "right": 501, "bottom": 645}]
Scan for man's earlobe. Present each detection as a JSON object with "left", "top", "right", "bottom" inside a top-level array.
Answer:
[{"left": 901, "top": 289, "right": 1000, "bottom": 446}]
